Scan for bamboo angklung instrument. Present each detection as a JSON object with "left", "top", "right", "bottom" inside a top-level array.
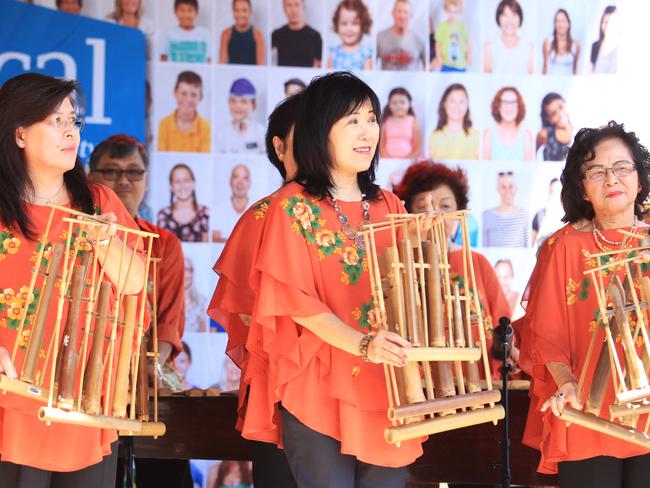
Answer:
[
  {"left": 361, "top": 211, "right": 504, "bottom": 444},
  {"left": 0, "top": 205, "right": 165, "bottom": 437},
  {"left": 557, "top": 237, "right": 650, "bottom": 447}
]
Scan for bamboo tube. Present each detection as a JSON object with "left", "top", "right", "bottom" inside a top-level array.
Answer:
[
  {"left": 610, "top": 402, "right": 650, "bottom": 418},
  {"left": 55, "top": 253, "right": 90, "bottom": 409},
  {"left": 616, "top": 386, "right": 650, "bottom": 404},
  {"left": 0, "top": 373, "right": 49, "bottom": 402},
  {"left": 452, "top": 284, "right": 465, "bottom": 348},
  {"left": 81, "top": 282, "right": 111, "bottom": 415},
  {"left": 608, "top": 279, "right": 648, "bottom": 390},
  {"left": 422, "top": 241, "right": 445, "bottom": 347},
  {"left": 21, "top": 243, "right": 65, "bottom": 383},
  {"left": 463, "top": 301, "right": 482, "bottom": 394},
  {"left": 559, "top": 407, "right": 650, "bottom": 449},
  {"left": 388, "top": 389, "right": 501, "bottom": 421},
  {"left": 112, "top": 295, "right": 138, "bottom": 418},
  {"left": 136, "top": 335, "right": 150, "bottom": 421},
  {"left": 399, "top": 239, "right": 422, "bottom": 346},
  {"left": 119, "top": 421, "right": 166, "bottom": 437},
  {"left": 39, "top": 406, "right": 142, "bottom": 432},
  {"left": 584, "top": 334, "right": 614, "bottom": 416},
  {"left": 385, "top": 405, "right": 505, "bottom": 444}
]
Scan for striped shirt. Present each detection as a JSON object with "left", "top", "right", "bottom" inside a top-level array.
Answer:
[{"left": 481, "top": 208, "right": 529, "bottom": 247}]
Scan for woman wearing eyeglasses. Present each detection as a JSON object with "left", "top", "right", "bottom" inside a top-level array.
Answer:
[
  {"left": 483, "top": 86, "right": 533, "bottom": 161},
  {"left": 156, "top": 163, "right": 209, "bottom": 242},
  {"left": 518, "top": 122, "right": 650, "bottom": 486},
  {"left": 0, "top": 73, "right": 145, "bottom": 486}
]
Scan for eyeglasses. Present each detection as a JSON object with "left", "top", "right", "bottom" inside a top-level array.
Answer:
[
  {"left": 93, "top": 168, "right": 146, "bottom": 182},
  {"left": 582, "top": 161, "right": 637, "bottom": 182},
  {"left": 498, "top": 171, "right": 514, "bottom": 176},
  {"left": 44, "top": 116, "right": 84, "bottom": 132}
]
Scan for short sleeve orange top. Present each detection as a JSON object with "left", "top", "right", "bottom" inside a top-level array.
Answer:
[
  {"left": 136, "top": 217, "right": 185, "bottom": 358},
  {"left": 0, "top": 184, "right": 144, "bottom": 471},
  {"left": 448, "top": 250, "right": 512, "bottom": 378},
  {"left": 518, "top": 224, "right": 650, "bottom": 474},
  {"left": 241, "top": 182, "right": 424, "bottom": 468}
]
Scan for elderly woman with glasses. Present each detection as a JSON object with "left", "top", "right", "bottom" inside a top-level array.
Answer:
[
  {"left": 0, "top": 74, "right": 145, "bottom": 486},
  {"left": 518, "top": 121, "right": 650, "bottom": 486}
]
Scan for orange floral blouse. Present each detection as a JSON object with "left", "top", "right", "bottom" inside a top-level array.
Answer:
[
  {"left": 0, "top": 184, "right": 143, "bottom": 471},
  {"left": 241, "top": 181, "right": 424, "bottom": 468},
  {"left": 519, "top": 223, "right": 650, "bottom": 474}
]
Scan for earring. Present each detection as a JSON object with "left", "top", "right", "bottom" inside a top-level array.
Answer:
[{"left": 16, "top": 140, "right": 24, "bottom": 148}]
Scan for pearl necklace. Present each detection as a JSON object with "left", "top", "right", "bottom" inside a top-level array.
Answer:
[
  {"left": 592, "top": 217, "right": 637, "bottom": 252},
  {"left": 329, "top": 194, "right": 370, "bottom": 250}
]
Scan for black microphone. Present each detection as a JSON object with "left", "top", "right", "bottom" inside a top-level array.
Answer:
[{"left": 492, "top": 316, "right": 513, "bottom": 361}]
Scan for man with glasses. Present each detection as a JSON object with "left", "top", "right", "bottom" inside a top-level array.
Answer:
[{"left": 88, "top": 134, "right": 191, "bottom": 485}]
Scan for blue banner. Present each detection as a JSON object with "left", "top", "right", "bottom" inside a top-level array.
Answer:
[{"left": 0, "top": 0, "right": 145, "bottom": 161}]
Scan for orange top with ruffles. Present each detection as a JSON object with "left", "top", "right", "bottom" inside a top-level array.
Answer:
[
  {"left": 448, "top": 250, "right": 511, "bottom": 379},
  {"left": 518, "top": 223, "right": 650, "bottom": 474},
  {"left": 136, "top": 218, "right": 185, "bottom": 359},
  {"left": 242, "top": 181, "right": 424, "bottom": 467},
  {"left": 208, "top": 196, "right": 273, "bottom": 429},
  {"left": 0, "top": 184, "right": 144, "bottom": 471}
]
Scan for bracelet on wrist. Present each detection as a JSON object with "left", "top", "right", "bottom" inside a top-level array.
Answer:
[{"left": 359, "top": 334, "right": 374, "bottom": 362}]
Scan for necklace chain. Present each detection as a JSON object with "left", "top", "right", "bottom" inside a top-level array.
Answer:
[
  {"left": 329, "top": 194, "right": 370, "bottom": 250},
  {"left": 30, "top": 180, "right": 65, "bottom": 205},
  {"left": 591, "top": 217, "right": 637, "bottom": 251}
]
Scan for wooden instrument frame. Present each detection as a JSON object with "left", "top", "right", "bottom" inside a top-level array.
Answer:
[
  {"left": 558, "top": 232, "right": 650, "bottom": 446},
  {"left": 360, "top": 211, "right": 504, "bottom": 444},
  {"left": 0, "top": 205, "right": 165, "bottom": 437}
]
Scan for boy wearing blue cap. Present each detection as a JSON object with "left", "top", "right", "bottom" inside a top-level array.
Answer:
[{"left": 216, "top": 78, "right": 265, "bottom": 154}]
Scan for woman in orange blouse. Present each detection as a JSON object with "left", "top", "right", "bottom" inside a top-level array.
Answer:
[
  {"left": 243, "top": 72, "right": 425, "bottom": 487},
  {"left": 0, "top": 73, "right": 145, "bottom": 487},
  {"left": 394, "top": 160, "right": 515, "bottom": 379},
  {"left": 209, "top": 93, "right": 303, "bottom": 488},
  {"left": 518, "top": 122, "right": 650, "bottom": 486}
]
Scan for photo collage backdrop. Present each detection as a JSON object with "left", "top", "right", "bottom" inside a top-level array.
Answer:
[{"left": 31, "top": 0, "right": 633, "bottom": 485}]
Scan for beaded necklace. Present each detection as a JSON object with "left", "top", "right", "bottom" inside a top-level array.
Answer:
[
  {"left": 329, "top": 194, "right": 370, "bottom": 250},
  {"left": 591, "top": 217, "right": 638, "bottom": 252}
]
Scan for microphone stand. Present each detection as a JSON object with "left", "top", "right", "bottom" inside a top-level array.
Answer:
[{"left": 494, "top": 317, "right": 512, "bottom": 488}]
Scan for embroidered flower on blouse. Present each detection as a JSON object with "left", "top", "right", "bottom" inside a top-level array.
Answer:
[{"left": 253, "top": 199, "right": 271, "bottom": 220}]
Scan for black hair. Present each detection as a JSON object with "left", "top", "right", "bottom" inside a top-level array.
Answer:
[
  {"left": 89, "top": 134, "right": 149, "bottom": 172},
  {"left": 591, "top": 5, "right": 617, "bottom": 64},
  {"left": 181, "top": 341, "right": 192, "bottom": 362},
  {"left": 265, "top": 93, "right": 303, "bottom": 180},
  {"left": 383, "top": 87, "right": 414, "bottom": 119},
  {"left": 0, "top": 73, "right": 93, "bottom": 240},
  {"left": 495, "top": 0, "right": 523, "bottom": 27},
  {"left": 175, "top": 0, "right": 198, "bottom": 10},
  {"left": 56, "top": 0, "right": 82, "bottom": 7},
  {"left": 293, "top": 71, "right": 381, "bottom": 200},
  {"left": 561, "top": 121, "right": 650, "bottom": 223},
  {"left": 540, "top": 92, "right": 565, "bottom": 128},
  {"left": 283, "top": 78, "right": 306, "bottom": 93}
]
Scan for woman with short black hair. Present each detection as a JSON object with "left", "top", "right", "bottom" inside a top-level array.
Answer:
[
  {"left": 519, "top": 121, "right": 650, "bottom": 486},
  {"left": 242, "top": 71, "right": 425, "bottom": 487}
]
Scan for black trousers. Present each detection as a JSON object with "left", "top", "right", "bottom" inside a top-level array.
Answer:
[
  {"left": 279, "top": 405, "right": 407, "bottom": 488},
  {"left": 250, "top": 439, "right": 298, "bottom": 488},
  {"left": 558, "top": 453, "right": 650, "bottom": 488},
  {"left": 0, "top": 442, "right": 117, "bottom": 488}
]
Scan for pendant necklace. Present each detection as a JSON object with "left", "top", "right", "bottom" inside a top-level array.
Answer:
[{"left": 329, "top": 194, "right": 370, "bottom": 250}]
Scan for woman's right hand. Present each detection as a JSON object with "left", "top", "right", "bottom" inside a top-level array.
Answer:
[
  {"left": 366, "top": 330, "right": 411, "bottom": 367},
  {"left": 541, "top": 381, "right": 583, "bottom": 417},
  {"left": 0, "top": 346, "right": 17, "bottom": 379}
]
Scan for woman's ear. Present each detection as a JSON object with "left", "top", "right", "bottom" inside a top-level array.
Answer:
[
  {"left": 272, "top": 136, "right": 285, "bottom": 161},
  {"left": 15, "top": 127, "right": 25, "bottom": 148}
]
